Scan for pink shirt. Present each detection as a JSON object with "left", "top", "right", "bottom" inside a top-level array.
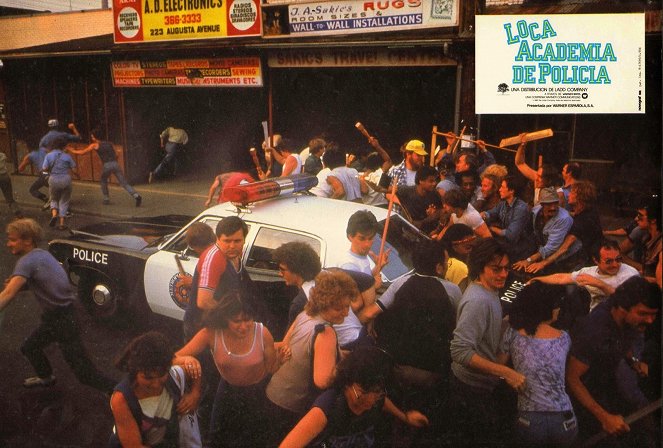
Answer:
[{"left": 212, "top": 322, "right": 267, "bottom": 386}]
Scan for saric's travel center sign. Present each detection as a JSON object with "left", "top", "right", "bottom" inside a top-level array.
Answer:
[
  {"left": 113, "top": 0, "right": 261, "bottom": 43},
  {"left": 475, "top": 14, "right": 645, "bottom": 114},
  {"left": 111, "top": 58, "right": 263, "bottom": 87}
]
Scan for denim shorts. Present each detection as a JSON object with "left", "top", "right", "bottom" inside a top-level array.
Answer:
[{"left": 516, "top": 410, "right": 578, "bottom": 446}]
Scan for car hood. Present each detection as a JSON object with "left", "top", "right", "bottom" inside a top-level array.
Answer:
[{"left": 65, "top": 215, "right": 193, "bottom": 251}]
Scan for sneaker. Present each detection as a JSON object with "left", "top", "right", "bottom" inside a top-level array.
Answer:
[
  {"left": 148, "top": 172, "right": 154, "bottom": 184},
  {"left": 49, "top": 216, "right": 57, "bottom": 227},
  {"left": 41, "top": 201, "right": 51, "bottom": 211},
  {"left": 135, "top": 195, "right": 142, "bottom": 207},
  {"left": 103, "top": 198, "right": 110, "bottom": 205},
  {"left": 23, "top": 375, "right": 56, "bottom": 388}
]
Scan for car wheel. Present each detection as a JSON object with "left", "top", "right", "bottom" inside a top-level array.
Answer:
[{"left": 77, "top": 275, "right": 120, "bottom": 322}]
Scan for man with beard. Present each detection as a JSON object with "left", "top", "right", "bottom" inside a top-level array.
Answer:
[
  {"left": 512, "top": 187, "right": 576, "bottom": 274},
  {"left": 567, "top": 277, "right": 660, "bottom": 444}
]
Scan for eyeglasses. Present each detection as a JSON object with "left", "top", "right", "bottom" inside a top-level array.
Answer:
[
  {"left": 352, "top": 385, "right": 386, "bottom": 400},
  {"left": 487, "top": 264, "right": 510, "bottom": 273},
  {"left": 636, "top": 212, "right": 647, "bottom": 220},
  {"left": 602, "top": 256, "right": 623, "bottom": 265}
]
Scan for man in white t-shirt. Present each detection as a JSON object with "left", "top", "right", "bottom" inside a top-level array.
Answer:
[
  {"left": 441, "top": 189, "right": 492, "bottom": 239},
  {"left": 335, "top": 210, "right": 388, "bottom": 347},
  {"left": 530, "top": 239, "right": 639, "bottom": 311}
]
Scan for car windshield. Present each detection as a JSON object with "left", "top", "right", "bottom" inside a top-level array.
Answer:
[{"left": 371, "top": 215, "right": 430, "bottom": 281}]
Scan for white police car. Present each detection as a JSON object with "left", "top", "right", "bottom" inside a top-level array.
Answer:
[{"left": 49, "top": 175, "right": 427, "bottom": 335}]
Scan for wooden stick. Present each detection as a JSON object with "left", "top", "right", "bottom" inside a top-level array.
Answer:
[
  {"left": 582, "top": 399, "right": 661, "bottom": 447},
  {"left": 174, "top": 254, "right": 186, "bottom": 276},
  {"left": 452, "top": 125, "right": 466, "bottom": 156},
  {"left": 430, "top": 125, "right": 437, "bottom": 166},
  {"left": 432, "top": 130, "right": 516, "bottom": 153},
  {"left": 538, "top": 155, "right": 543, "bottom": 170},
  {"left": 377, "top": 181, "right": 397, "bottom": 271},
  {"left": 500, "top": 129, "right": 553, "bottom": 147}
]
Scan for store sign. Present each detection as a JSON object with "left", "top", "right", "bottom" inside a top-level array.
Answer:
[
  {"left": 475, "top": 14, "right": 645, "bottom": 114},
  {"left": 268, "top": 48, "right": 455, "bottom": 67},
  {"left": 113, "top": 0, "right": 261, "bottom": 43},
  {"left": 262, "top": 0, "right": 457, "bottom": 38},
  {"left": 111, "top": 58, "right": 263, "bottom": 87}
]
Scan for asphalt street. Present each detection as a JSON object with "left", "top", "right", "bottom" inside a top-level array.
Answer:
[
  {"left": 0, "top": 194, "right": 184, "bottom": 447},
  {"left": 0, "top": 174, "right": 635, "bottom": 447}
]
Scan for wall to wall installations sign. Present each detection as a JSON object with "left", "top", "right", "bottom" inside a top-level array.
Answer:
[
  {"left": 475, "top": 14, "right": 645, "bottom": 114},
  {"left": 262, "top": 0, "right": 458, "bottom": 38},
  {"left": 111, "top": 58, "right": 263, "bottom": 87},
  {"left": 113, "top": 0, "right": 261, "bottom": 43}
]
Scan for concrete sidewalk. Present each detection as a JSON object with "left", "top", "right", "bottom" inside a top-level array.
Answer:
[{"left": 10, "top": 173, "right": 212, "bottom": 220}]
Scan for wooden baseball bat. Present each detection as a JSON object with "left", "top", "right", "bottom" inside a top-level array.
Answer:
[
  {"left": 499, "top": 129, "right": 554, "bottom": 147},
  {"left": 249, "top": 147, "right": 265, "bottom": 177},
  {"left": 355, "top": 122, "right": 373, "bottom": 140}
]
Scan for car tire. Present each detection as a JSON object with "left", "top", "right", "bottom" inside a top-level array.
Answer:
[{"left": 77, "top": 274, "right": 120, "bottom": 323}]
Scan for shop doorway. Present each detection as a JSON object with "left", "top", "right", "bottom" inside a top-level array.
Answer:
[{"left": 271, "top": 66, "right": 456, "bottom": 159}]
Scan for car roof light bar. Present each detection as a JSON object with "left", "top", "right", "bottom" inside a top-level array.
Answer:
[{"left": 224, "top": 173, "right": 318, "bottom": 205}]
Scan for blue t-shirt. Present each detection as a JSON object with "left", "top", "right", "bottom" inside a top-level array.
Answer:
[
  {"left": 310, "top": 388, "right": 383, "bottom": 448},
  {"left": 28, "top": 148, "right": 47, "bottom": 171},
  {"left": 39, "top": 130, "right": 81, "bottom": 151},
  {"left": 12, "top": 248, "right": 75, "bottom": 310},
  {"left": 42, "top": 150, "right": 76, "bottom": 175}
]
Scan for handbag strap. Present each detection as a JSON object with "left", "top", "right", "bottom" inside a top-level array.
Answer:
[{"left": 46, "top": 151, "right": 63, "bottom": 173}]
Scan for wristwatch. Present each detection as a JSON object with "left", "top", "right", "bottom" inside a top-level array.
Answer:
[{"left": 526, "top": 257, "right": 533, "bottom": 263}]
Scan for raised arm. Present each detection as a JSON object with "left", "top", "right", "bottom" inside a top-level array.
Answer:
[
  {"left": 514, "top": 133, "right": 537, "bottom": 182},
  {"left": 367, "top": 137, "right": 393, "bottom": 171}
]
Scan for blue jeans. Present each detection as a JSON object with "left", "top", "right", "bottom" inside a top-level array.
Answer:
[
  {"left": 153, "top": 142, "right": 180, "bottom": 178},
  {"left": 49, "top": 174, "right": 72, "bottom": 217},
  {"left": 101, "top": 161, "right": 137, "bottom": 199},
  {"left": 516, "top": 410, "right": 578, "bottom": 446}
]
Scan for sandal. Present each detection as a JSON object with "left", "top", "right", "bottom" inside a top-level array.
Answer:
[{"left": 23, "top": 375, "right": 56, "bottom": 388}]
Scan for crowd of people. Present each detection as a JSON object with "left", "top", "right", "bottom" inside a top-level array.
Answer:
[
  {"left": 14, "top": 119, "right": 143, "bottom": 231},
  {"left": 0, "top": 125, "right": 661, "bottom": 447}
]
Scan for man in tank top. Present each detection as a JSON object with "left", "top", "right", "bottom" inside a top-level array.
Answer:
[{"left": 68, "top": 128, "right": 142, "bottom": 207}]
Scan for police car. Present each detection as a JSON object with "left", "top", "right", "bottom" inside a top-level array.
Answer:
[{"left": 49, "top": 175, "right": 427, "bottom": 335}]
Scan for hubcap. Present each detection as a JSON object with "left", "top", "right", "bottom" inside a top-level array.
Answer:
[{"left": 92, "top": 285, "right": 112, "bottom": 307}]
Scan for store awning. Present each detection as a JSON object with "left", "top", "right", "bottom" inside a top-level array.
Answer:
[{"left": 0, "top": 9, "right": 114, "bottom": 58}]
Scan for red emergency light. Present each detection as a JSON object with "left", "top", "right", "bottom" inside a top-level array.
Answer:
[{"left": 223, "top": 174, "right": 318, "bottom": 205}]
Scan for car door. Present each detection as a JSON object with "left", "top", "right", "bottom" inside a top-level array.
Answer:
[{"left": 143, "top": 216, "right": 223, "bottom": 320}]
